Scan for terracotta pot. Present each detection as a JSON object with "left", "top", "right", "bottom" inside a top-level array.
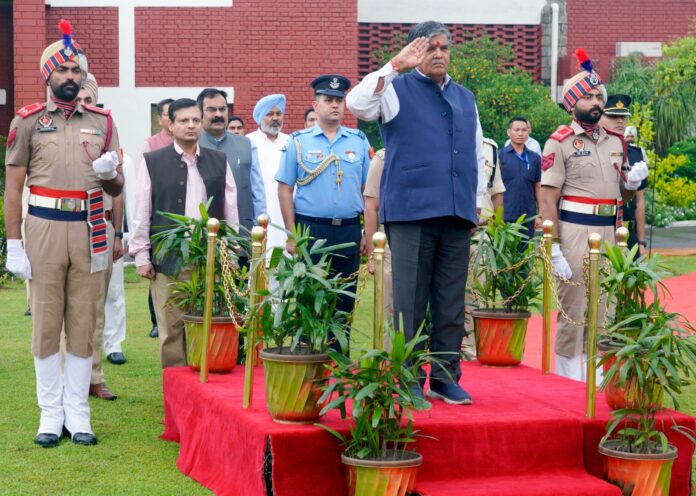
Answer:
[
  {"left": 183, "top": 314, "right": 240, "bottom": 373},
  {"left": 341, "top": 451, "right": 422, "bottom": 496},
  {"left": 472, "top": 309, "right": 531, "bottom": 366},
  {"left": 598, "top": 341, "right": 663, "bottom": 410},
  {"left": 598, "top": 440, "right": 677, "bottom": 496},
  {"left": 260, "top": 348, "right": 330, "bottom": 423}
]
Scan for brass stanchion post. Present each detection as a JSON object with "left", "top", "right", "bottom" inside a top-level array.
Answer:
[
  {"left": 542, "top": 220, "right": 554, "bottom": 375},
  {"left": 257, "top": 214, "right": 269, "bottom": 288},
  {"left": 586, "top": 233, "right": 602, "bottom": 418},
  {"left": 615, "top": 226, "right": 629, "bottom": 251},
  {"left": 243, "top": 226, "right": 265, "bottom": 408},
  {"left": 372, "top": 232, "right": 387, "bottom": 350},
  {"left": 200, "top": 218, "right": 220, "bottom": 383}
]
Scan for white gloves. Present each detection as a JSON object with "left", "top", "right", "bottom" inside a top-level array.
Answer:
[
  {"left": 92, "top": 150, "right": 119, "bottom": 181},
  {"left": 6, "top": 239, "right": 31, "bottom": 280},
  {"left": 551, "top": 243, "right": 572, "bottom": 279},
  {"left": 624, "top": 161, "right": 648, "bottom": 191}
]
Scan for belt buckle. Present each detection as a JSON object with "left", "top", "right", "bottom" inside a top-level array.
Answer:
[
  {"left": 60, "top": 198, "right": 81, "bottom": 212},
  {"left": 597, "top": 204, "right": 614, "bottom": 216},
  {"left": 331, "top": 218, "right": 342, "bottom": 226}
]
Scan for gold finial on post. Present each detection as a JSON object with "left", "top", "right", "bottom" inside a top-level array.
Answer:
[
  {"left": 586, "top": 232, "right": 602, "bottom": 418},
  {"left": 200, "top": 218, "right": 220, "bottom": 383},
  {"left": 243, "top": 226, "right": 265, "bottom": 408},
  {"left": 372, "top": 232, "right": 387, "bottom": 350},
  {"left": 615, "top": 226, "right": 629, "bottom": 249},
  {"left": 256, "top": 215, "right": 269, "bottom": 290},
  {"left": 541, "top": 220, "right": 554, "bottom": 375}
]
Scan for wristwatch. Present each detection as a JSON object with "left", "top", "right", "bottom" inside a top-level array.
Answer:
[
  {"left": 637, "top": 240, "right": 647, "bottom": 247},
  {"left": 115, "top": 231, "right": 124, "bottom": 239}
]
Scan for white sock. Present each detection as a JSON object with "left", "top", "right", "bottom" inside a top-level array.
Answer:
[
  {"left": 63, "top": 353, "right": 94, "bottom": 435},
  {"left": 581, "top": 352, "right": 604, "bottom": 384},
  {"left": 555, "top": 354, "right": 583, "bottom": 381},
  {"left": 34, "top": 353, "right": 64, "bottom": 436}
]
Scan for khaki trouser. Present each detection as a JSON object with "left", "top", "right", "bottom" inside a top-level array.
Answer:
[
  {"left": 91, "top": 224, "right": 115, "bottom": 384},
  {"left": 150, "top": 272, "right": 187, "bottom": 368},
  {"left": 25, "top": 215, "right": 101, "bottom": 358},
  {"left": 555, "top": 220, "right": 615, "bottom": 358}
]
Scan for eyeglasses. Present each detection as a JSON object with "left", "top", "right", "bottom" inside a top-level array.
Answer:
[{"left": 204, "top": 106, "right": 228, "bottom": 114}]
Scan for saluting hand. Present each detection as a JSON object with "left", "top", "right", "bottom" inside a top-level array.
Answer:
[{"left": 391, "top": 36, "right": 430, "bottom": 73}]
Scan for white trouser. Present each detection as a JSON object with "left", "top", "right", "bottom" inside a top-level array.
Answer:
[
  {"left": 555, "top": 353, "right": 604, "bottom": 383},
  {"left": 35, "top": 353, "right": 64, "bottom": 436},
  {"left": 63, "top": 353, "right": 94, "bottom": 435},
  {"left": 103, "top": 257, "right": 126, "bottom": 355}
]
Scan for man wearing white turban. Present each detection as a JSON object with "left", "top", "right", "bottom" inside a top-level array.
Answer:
[{"left": 247, "top": 94, "right": 290, "bottom": 254}]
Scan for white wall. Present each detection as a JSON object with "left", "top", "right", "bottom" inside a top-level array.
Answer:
[{"left": 358, "top": 0, "right": 548, "bottom": 25}]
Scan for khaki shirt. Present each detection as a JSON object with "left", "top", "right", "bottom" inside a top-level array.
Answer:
[
  {"left": 6, "top": 99, "right": 121, "bottom": 192},
  {"left": 480, "top": 138, "right": 505, "bottom": 220},
  {"left": 364, "top": 148, "right": 385, "bottom": 200},
  {"left": 541, "top": 120, "right": 623, "bottom": 200}
]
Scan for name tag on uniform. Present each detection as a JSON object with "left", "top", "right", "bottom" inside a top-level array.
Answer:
[
  {"left": 573, "top": 150, "right": 591, "bottom": 156},
  {"left": 80, "top": 128, "right": 102, "bottom": 136}
]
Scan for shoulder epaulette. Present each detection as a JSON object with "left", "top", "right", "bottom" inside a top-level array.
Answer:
[
  {"left": 291, "top": 128, "right": 312, "bottom": 138},
  {"left": 16, "top": 102, "right": 46, "bottom": 119},
  {"left": 84, "top": 104, "right": 110, "bottom": 116},
  {"left": 549, "top": 125, "right": 574, "bottom": 142},
  {"left": 346, "top": 128, "right": 367, "bottom": 140},
  {"left": 482, "top": 137, "right": 498, "bottom": 149}
]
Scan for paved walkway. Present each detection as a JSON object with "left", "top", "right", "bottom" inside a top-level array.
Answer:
[{"left": 647, "top": 225, "right": 696, "bottom": 255}]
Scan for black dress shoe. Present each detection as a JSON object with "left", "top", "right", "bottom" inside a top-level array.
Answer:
[
  {"left": 34, "top": 433, "right": 60, "bottom": 448},
  {"left": 149, "top": 326, "right": 159, "bottom": 338},
  {"left": 24, "top": 308, "right": 32, "bottom": 317},
  {"left": 107, "top": 352, "right": 126, "bottom": 365},
  {"left": 71, "top": 432, "right": 98, "bottom": 446}
]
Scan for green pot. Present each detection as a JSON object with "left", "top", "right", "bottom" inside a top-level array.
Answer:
[
  {"left": 341, "top": 451, "right": 422, "bottom": 496},
  {"left": 260, "top": 348, "right": 330, "bottom": 423}
]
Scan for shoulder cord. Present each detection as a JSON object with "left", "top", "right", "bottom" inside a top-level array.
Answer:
[{"left": 294, "top": 138, "right": 342, "bottom": 187}]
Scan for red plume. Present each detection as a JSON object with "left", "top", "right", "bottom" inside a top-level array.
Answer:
[
  {"left": 59, "top": 19, "right": 72, "bottom": 36},
  {"left": 573, "top": 48, "right": 593, "bottom": 73}
]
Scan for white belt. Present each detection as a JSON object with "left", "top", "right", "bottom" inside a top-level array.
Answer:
[
  {"left": 28, "top": 194, "right": 87, "bottom": 212},
  {"left": 559, "top": 199, "right": 617, "bottom": 216}
]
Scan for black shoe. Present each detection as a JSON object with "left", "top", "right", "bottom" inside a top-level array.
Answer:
[
  {"left": 107, "top": 352, "right": 126, "bottom": 365},
  {"left": 34, "top": 433, "right": 60, "bottom": 448},
  {"left": 24, "top": 308, "right": 32, "bottom": 317},
  {"left": 71, "top": 432, "right": 98, "bottom": 446},
  {"left": 149, "top": 326, "right": 159, "bottom": 338}
]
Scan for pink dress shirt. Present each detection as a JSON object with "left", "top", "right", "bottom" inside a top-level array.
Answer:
[{"left": 129, "top": 142, "right": 239, "bottom": 266}]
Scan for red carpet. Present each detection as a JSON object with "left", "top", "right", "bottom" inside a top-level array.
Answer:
[{"left": 162, "top": 362, "right": 694, "bottom": 496}]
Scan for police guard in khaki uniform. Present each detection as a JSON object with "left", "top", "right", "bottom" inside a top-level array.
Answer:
[
  {"left": 3, "top": 20, "right": 124, "bottom": 447},
  {"left": 539, "top": 49, "right": 648, "bottom": 381}
]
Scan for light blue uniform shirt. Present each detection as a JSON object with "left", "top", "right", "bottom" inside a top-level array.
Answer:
[{"left": 275, "top": 125, "right": 371, "bottom": 219}]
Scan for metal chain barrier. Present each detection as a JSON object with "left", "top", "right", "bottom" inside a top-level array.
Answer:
[{"left": 217, "top": 238, "right": 249, "bottom": 323}]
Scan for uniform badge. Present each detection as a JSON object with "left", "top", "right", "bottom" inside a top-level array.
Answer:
[
  {"left": 329, "top": 78, "right": 340, "bottom": 89},
  {"left": 7, "top": 128, "right": 17, "bottom": 148},
  {"left": 541, "top": 153, "right": 555, "bottom": 171},
  {"left": 572, "top": 137, "right": 591, "bottom": 156},
  {"left": 36, "top": 114, "right": 57, "bottom": 132},
  {"left": 345, "top": 150, "right": 355, "bottom": 161},
  {"left": 80, "top": 128, "right": 102, "bottom": 136},
  {"left": 592, "top": 128, "right": 600, "bottom": 141},
  {"left": 589, "top": 73, "right": 599, "bottom": 86}
]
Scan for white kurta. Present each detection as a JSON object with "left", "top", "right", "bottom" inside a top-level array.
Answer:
[{"left": 247, "top": 129, "right": 290, "bottom": 255}]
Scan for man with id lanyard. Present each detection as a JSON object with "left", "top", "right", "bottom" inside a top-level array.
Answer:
[{"left": 499, "top": 116, "right": 542, "bottom": 242}]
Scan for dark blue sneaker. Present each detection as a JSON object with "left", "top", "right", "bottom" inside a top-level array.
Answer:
[
  {"left": 410, "top": 383, "right": 424, "bottom": 400},
  {"left": 427, "top": 382, "right": 472, "bottom": 405}
]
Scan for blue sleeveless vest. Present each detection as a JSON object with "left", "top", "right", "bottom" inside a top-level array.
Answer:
[{"left": 379, "top": 71, "right": 478, "bottom": 225}]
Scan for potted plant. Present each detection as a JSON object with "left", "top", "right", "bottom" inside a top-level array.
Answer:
[
  {"left": 597, "top": 306, "right": 696, "bottom": 495},
  {"left": 255, "top": 225, "right": 355, "bottom": 423},
  {"left": 152, "top": 202, "right": 249, "bottom": 373},
  {"left": 469, "top": 209, "right": 542, "bottom": 366},
  {"left": 598, "top": 243, "right": 670, "bottom": 408},
  {"left": 316, "top": 327, "right": 436, "bottom": 496}
]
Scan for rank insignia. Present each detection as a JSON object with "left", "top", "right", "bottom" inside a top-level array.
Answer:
[
  {"left": 36, "top": 114, "right": 57, "bottom": 132},
  {"left": 541, "top": 153, "right": 555, "bottom": 171}
]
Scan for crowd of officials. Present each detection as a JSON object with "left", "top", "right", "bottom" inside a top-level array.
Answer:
[{"left": 4, "top": 20, "right": 649, "bottom": 447}]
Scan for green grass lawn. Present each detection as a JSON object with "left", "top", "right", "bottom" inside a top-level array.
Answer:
[{"left": 0, "top": 260, "right": 694, "bottom": 493}]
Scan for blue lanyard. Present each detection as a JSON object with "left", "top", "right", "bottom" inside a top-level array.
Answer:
[{"left": 514, "top": 149, "right": 529, "bottom": 170}]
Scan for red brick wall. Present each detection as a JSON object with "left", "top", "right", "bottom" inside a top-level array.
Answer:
[
  {"left": 359, "top": 23, "right": 542, "bottom": 81},
  {"left": 564, "top": 0, "right": 696, "bottom": 80},
  {"left": 13, "top": 0, "right": 45, "bottom": 111},
  {"left": 134, "top": 1, "right": 358, "bottom": 130},
  {"left": 45, "top": 7, "right": 120, "bottom": 86},
  {"left": 0, "top": 3, "right": 14, "bottom": 135}
]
